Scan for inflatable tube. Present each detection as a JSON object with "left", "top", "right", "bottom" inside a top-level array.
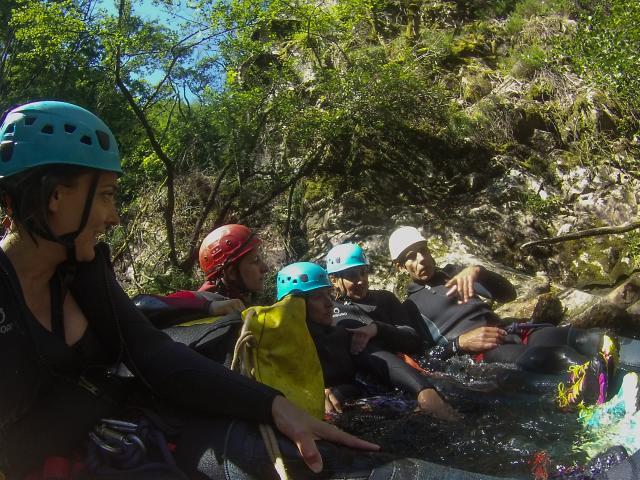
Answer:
[
  {"left": 594, "top": 448, "right": 640, "bottom": 480},
  {"left": 620, "top": 338, "right": 640, "bottom": 371}
]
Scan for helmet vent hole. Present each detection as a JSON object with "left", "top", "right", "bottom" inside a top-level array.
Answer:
[
  {"left": 41, "top": 124, "right": 54, "bottom": 134},
  {"left": 1, "top": 141, "right": 14, "bottom": 162},
  {"left": 80, "top": 135, "right": 92, "bottom": 145},
  {"left": 64, "top": 124, "right": 77, "bottom": 133},
  {"left": 300, "top": 274, "right": 308, "bottom": 282},
  {"left": 96, "top": 130, "right": 110, "bottom": 150},
  {"left": 24, "top": 116, "right": 36, "bottom": 126}
]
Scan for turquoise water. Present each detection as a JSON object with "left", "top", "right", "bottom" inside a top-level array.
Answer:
[{"left": 333, "top": 359, "right": 635, "bottom": 479}]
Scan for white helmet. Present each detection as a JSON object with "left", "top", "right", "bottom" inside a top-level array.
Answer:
[{"left": 389, "top": 226, "right": 427, "bottom": 262}]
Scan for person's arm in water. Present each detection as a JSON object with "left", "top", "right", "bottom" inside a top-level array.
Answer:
[
  {"left": 442, "top": 264, "right": 517, "bottom": 304},
  {"left": 75, "top": 246, "right": 379, "bottom": 473}
]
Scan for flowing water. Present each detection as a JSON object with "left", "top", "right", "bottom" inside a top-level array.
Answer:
[{"left": 333, "top": 358, "right": 636, "bottom": 479}]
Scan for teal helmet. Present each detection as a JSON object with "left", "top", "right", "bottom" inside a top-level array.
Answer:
[
  {"left": 276, "top": 262, "right": 331, "bottom": 301},
  {"left": 325, "top": 243, "right": 369, "bottom": 275},
  {"left": 0, "top": 101, "right": 122, "bottom": 178}
]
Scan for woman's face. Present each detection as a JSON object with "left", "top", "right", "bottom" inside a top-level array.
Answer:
[
  {"left": 306, "top": 288, "right": 333, "bottom": 325},
  {"left": 330, "top": 266, "right": 369, "bottom": 301},
  {"left": 227, "top": 247, "right": 268, "bottom": 293},
  {"left": 49, "top": 171, "right": 119, "bottom": 262}
]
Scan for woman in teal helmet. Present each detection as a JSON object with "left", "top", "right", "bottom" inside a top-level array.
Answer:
[
  {"left": 0, "top": 101, "right": 378, "bottom": 479},
  {"left": 277, "top": 261, "right": 458, "bottom": 420}
]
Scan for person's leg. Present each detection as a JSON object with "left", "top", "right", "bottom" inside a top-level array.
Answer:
[
  {"left": 355, "top": 349, "right": 433, "bottom": 395},
  {"left": 354, "top": 349, "right": 458, "bottom": 419}
]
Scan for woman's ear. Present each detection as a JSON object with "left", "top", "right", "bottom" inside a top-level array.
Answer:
[{"left": 48, "top": 185, "right": 64, "bottom": 213}]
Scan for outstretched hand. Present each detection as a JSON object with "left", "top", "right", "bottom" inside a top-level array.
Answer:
[
  {"left": 271, "top": 396, "right": 380, "bottom": 473},
  {"left": 445, "top": 266, "right": 482, "bottom": 304},
  {"left": 457, "top": 326, "right": 506, "bottom": 353},
  {"left": 346, "top": 323, "right": 378, "bottom": 354}
]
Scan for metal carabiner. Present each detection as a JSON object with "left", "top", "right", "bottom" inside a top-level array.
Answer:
[
  {"left": 89, "top": 431, "right": 123, "bottom": 454},
  {"left": 101, "top": 418, "right": 140, "bottom": 433}
]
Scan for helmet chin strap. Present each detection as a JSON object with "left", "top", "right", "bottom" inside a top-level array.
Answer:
[
  {"left": 224, "top": 266, "right": 252, "bottom": 299},
  {"left": 30, "top": 172, "right": 101, "bottom": 297},
  {"left": 29, "top": 171, "right": 100, "bottom": 263}
]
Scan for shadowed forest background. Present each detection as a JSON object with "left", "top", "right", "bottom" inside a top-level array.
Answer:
[{"left": 2, "top": 0, "right": 639, "bottom": 300}]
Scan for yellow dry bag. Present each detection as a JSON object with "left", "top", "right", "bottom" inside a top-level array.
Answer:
[{"left": 236, "top": 295, "right": 325, "bottom": 419}]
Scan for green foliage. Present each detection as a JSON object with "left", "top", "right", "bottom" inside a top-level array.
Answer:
[
  {"left": 521, "top": 192, "right": 561, "bottom": 219},
  {"left": 623, "top": 232, "right": 640, "bottom": 269},
  {"left": 4, "top": 0, "right": 639, "bottom": 295},
  {"left": 567, "top": 0, "right": 640, "bottom": 129}
]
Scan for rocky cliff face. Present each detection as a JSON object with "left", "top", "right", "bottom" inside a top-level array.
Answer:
[{"left": 299, "top": 12, "right": 640, "bottom": 335}]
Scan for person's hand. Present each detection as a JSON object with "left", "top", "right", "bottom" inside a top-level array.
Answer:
[
  {"left": 271, "top": 396, "right": 380, "bottom": 473},
  {"left": 457, "top": 326, "right": 506, "bottom": 353},
  {"left": 324, "top": 388, "right": 343, "bottom": 414},
  {"left": 445, "top": 266, "right": 482, "bottom": 303},
  {"left": 346, "top": 323, "right": 378, "bottom": 354},
  {"left": 208, "top": 298, "right": 246, "bottom": 316}
]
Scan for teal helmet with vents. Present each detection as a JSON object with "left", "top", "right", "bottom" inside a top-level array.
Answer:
[
  {"left": 276, "top": 262, "right": 331, "bottom": 300},
  {"left": 0, "top": 101, "right": 122, "bottom": 178},
  {"left": 325, "top": 243, "right": 369, "bottom": 275}
]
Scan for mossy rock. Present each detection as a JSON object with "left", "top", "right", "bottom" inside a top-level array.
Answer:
[{"left": 557, "top": 236, "right": 638, "bottom": 288}]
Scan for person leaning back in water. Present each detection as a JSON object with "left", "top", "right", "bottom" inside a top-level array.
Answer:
[{"left": 389, "top": 226, "right": 624, "bottom": 409}]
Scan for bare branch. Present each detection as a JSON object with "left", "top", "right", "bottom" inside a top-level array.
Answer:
[{"left": 521, "top": 220, "right": 640, "bottom": 249}]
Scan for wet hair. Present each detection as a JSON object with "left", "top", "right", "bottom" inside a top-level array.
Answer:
[{"left": 0, "top": 164, "right": 93, "bottom": 240}]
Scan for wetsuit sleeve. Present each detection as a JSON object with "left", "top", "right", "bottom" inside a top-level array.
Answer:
[
  {"left": 442, "top": 264, "right": 517, "bottom": 303},
  {"left": 132, "top": 292, "right": 215, "bottom": 328},
  {"left": 374, "top": 321, "right": 423, "bottom": 354},
  {"left": 370, "top": 291, "right": 423, "bottom": 354},
  {"left": 76, "top": 249, "right": 280, "bottom": 424},
  {"left": 401, "top": 299, "right": 437, "bottom": 346}
]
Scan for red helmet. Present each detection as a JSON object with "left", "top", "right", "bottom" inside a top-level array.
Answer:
[{"left": 198, "top": 224, "right": 261, "bottom": 280}]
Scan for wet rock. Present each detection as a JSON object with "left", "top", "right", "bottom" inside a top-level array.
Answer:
[
  {"left": 606, "top": 274, "right": 640, "bottom": 308},
  {"left": 626, "top": 299, "right": 640, "bottom": 318},
  {"left": 495, "top": 295, "right": 538, "bottom": 320},
  {"left": 558, "top": 288, "right": 599, "bottom": 319},
  {"left": 568, "top": 301, "right": 637, "bottom": 337},
  {"left": 529, "top": 293, "right": 564, "bottom": 325}
]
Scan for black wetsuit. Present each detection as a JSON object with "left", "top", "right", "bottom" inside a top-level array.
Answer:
[
  {"left": 404, "top": 265, "right": 604, "bottom": 373},
  {"left": 0, "top": 243, "right": 278, "bottom": 478},
  {"left": 322, "top": 290, "right": 434, "bottom": 400}
]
